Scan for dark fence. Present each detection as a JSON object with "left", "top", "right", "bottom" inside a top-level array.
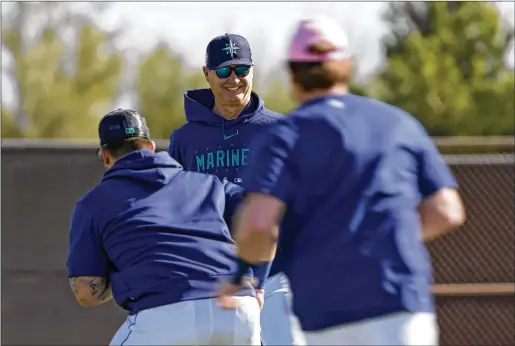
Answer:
[{"left": 1, "top": 141, "right": 514, "bottom": 345}]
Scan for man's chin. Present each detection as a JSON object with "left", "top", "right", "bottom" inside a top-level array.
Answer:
[{"left": 223, "top": 94, "right": 246, "bottom": 104}]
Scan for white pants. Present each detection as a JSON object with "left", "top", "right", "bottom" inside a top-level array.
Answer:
[
  {"left": 110, "top": 297, "right": 261, "bottom": 345},
  {"left": 261, "top": 273, "right": 306, "bottom": 345},
  {"left": 304, "top": 312, "right": 438, "bottom": 346}
]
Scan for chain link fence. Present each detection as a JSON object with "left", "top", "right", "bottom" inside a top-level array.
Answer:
[
  {"left": 429, "top": 154, "right": 514, "bottom": 284},
  {"left": 428, "top": 153, "right": 515, "bottom": 346},
  {"left": 1, "top": 141, "right": 514, "bottom": 345},
  {"left": 437, "top": 295, "right": 514, "bottom": 346}
]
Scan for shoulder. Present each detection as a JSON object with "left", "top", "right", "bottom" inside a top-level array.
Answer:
[
  {"left": 352, "top": 94, "right": 420, "bottom": 124},
  {"left": 72, "top": 191, "right": 97, "bottom": 222},
  {"left": 284, "top": 105, "right": 331, "bottom": 133},
  {"left": 169, "top": 122, "right": 205, "bottom": 145},
  {"left": 367, "top": 97, "right": 427, "bottom": 135},
  {"left": 176, "top": 169, "right": 226, "bottom": 191},
  {"left": 260, "top": 107, "right": 285, "bottom": 121},
  {"left": 75, "top": 182, "right": 112, "bottom": 217},
  {"left": 349, "top": 95, "right": 430, "bottom": 146},
  {"left": 253, "top": 116, "right": 304, "bottom": 151},
  {"left": 170, "top": 122, "right": 191, "bottom": 140},
  {"left": 76, "top": 186, "right": 99, "bottom": 207}
]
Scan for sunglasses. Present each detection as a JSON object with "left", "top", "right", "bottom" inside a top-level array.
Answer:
[{"left": 215, "top": 65, "right": 251, "bottom": 79}]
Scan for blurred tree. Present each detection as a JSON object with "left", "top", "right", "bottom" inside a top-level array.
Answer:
[
  {"left": 350, "top": 80, "right": 370, "bottom": 97},
  {"left": 255, "top": 67, "right": 297, "bottom": 115},
  {"left": 2, "top": 2, "right": 124, "bottom": 139},
  {"left": 1, "top": 107, "right": 23, "bottom": 138},
  {"left": 375, "top": 2, "right": 514, "bottom": 135},
  {"left": 260, "top": 81, "right": 297, "bottom": 115},
  {"left": 136, "top": 43, "right": 207, "bottom": 139}
]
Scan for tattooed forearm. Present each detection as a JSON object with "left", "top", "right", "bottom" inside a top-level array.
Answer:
[
  {"left": 86, "top": 278, "right": 110, "bottom": 300},
  {"left": 69, "top": 276, "right": 113, "bottom": 307}
]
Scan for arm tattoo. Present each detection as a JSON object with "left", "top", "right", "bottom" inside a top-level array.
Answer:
[
  {"left": 70, "top": 276, "right": 112, "bottom": 305},
  {"left": 87, "top": 278, "right": 109, "bottom": 300}
]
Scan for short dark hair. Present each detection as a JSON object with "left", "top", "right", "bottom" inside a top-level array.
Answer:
[
  {"left": 288, "top": 41, "right": 351, "bottom": 92},
  {"left": 104, "top": 137, "right": 153, "bottom": 159}
]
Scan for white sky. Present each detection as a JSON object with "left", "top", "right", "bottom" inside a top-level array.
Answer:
[
  {"left": 100, "top": 2, "right": 387, "bottom": 67},
  {"left": 2, "top": 1, "right": 514, "bottom": 110}
]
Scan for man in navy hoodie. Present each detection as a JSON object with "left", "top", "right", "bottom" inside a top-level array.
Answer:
[
  {"left": 168, "top": 34, "right": 305, "bottom": 345},
  {"left": 66, "top": 109, "right": 270, "bottom": 345},
  {"left": 219, "top": 17, "right": 466, "bottom": 345}
]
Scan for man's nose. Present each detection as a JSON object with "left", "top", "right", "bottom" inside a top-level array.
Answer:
[{"left": 227, "top": 71, "right": 240, "bottom": 82}]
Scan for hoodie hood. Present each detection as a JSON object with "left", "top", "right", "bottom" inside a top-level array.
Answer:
[
  {"left": 102, "top": 150, "right": 182, "bottom": 187},
  {"left": 184, "top": 88, "right": 264, "bottom": 126}
]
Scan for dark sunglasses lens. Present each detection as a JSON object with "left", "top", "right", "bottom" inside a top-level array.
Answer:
[
  {"left": 234, "top": 65, "right": 250, "bottom": 77},
  {"left": 216, "top": 67, "right": 232, "bottom": 79}
]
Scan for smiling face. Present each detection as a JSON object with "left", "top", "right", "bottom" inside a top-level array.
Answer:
[{"left": 203, "top": 64, "right": 253, "bottom": 107}]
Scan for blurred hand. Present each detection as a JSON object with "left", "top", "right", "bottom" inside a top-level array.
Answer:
[
  {"left": 217, "top": 277, "right": 261, "bottom": 310},
  {"left": 255, "top": 288, "right": 265, "bottom": 310}
]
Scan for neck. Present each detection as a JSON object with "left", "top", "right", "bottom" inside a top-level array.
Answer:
[
  {"left": 104, "top": 158, "right": 117, "bottom": 171},
  {"left": 213, "top": 95, "right": 251, "bottom": 121},
  {"left": 297, "top": 84, "right": 349, "bottom": 105}
]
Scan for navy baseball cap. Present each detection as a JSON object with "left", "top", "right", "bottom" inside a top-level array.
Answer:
[
  {"left": 205, "top": 33, "right": 254, "bottom": 69},
  {"left": 98, "top": 109, "right": 150, "bottom": 147}
]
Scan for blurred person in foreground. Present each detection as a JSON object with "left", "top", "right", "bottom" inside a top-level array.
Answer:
[
  {"left": 66, "top": 109, "right": 269, "bottom": 345},
  {"left": 218, "top": 16, "right": 466, "bottom": 346},
  {"left": 168, "top": 33, "right": 305, "bottom": 345}
]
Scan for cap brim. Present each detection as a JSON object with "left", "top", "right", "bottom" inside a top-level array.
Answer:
[{"left": 213, "top": 59, "right": 254, "bottom": 69}]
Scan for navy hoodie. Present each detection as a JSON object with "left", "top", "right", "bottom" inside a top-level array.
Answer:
[
  {"left": 168, "top": 89, "right": 283, "bottom": 184},
  {"left": 66, "top": 150, "right": 262, "bottom": 315},
  {"left": 243, "top": 94, "right": 458, "bottom": 331},
  {"left": 168, "top": 88, "right": 285, "bottom": 277}
]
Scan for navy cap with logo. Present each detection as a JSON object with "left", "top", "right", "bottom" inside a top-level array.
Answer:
[
  {"left": 98, "top": 109, "right": 150, "bottom": 147},
  {"left": 205, "top": 33, "right": 254, "bottom": 69}
]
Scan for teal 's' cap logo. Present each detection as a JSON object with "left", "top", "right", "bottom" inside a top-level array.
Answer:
[{"left": 125, "top": 127, "right": 136, "bottom": 135}]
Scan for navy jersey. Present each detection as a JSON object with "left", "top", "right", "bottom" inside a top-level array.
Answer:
[
  {"left": 66, "top": 150, "right": 266, "bottom": 315},
  {"left": 243, "top": 94, "right": 458, "bottom": 331},
  {"left": 168, "top": 88, "right": 285, "bottom": 277}
]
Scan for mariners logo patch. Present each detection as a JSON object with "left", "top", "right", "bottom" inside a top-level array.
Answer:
[{"left": 222, "top": 41, "right": 239, "bottom": 59}]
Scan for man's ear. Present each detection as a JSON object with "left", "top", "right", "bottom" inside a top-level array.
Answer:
[
  {"left": 150, "top": 140, "right": 156, "bottom": 152},
  {"left": 202, "top": 67, "right": 210, "bottom": 83},
  {"left": 101, "top": 147, "right": 111, "bottom": 165}
]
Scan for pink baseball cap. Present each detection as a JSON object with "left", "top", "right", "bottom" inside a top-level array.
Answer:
[{"left": 288, "top": 16, "right": 351, "bottom": 62}]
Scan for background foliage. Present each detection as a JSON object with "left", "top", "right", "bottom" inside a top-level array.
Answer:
[{"left": 2, "top": 2, "right": 514, "bottom": 139}]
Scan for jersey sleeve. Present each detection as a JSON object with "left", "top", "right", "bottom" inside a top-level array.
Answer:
[
  {"left": 415, "top": 124, "right": 458, "bottom": 197},
  {"left": 224, "top": 181, "right": 272, "bottom": 287},
  {"left": 243, "top": 120, "right": 299, "bottom": 204},
  {"left": 66, "top": 202, "right": 109, "bottom": 278},
  {"left": 168, "top": 130, "right": 183, "bottom": 165}
]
